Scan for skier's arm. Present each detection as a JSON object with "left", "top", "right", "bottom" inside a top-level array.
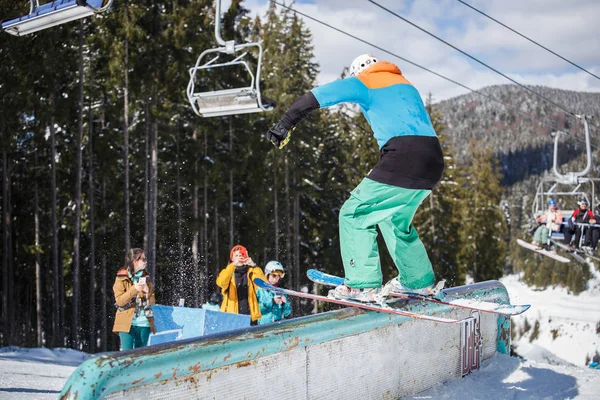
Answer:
[
  {"left": 311, "top": 77, "right": 369, "bottom": 109},
  {"left": 216, "top": 264, "right": 235, "bottom": 291},
  {"left": 587, "top": 210, "right": 595, "bottom": 220},
  {"left": 266, "top": 78, "right": 369, "bottom": 148}
]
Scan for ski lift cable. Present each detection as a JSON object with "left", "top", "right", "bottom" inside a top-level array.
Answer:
[
  {"left": 269, "top": 0, "right": 598, "bottom": 148},
  {"left": 456, "top": 0, "right": 600, "bottom": 83},
  {"left": 367, "top": 0, "right": 596, "bottom": 127}
]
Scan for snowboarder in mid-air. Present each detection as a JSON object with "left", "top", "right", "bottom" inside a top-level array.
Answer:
[{"left": 266, "top": 54, "right": 445, "bottom": 302}]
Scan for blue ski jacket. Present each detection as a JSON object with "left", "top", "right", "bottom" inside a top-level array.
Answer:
[
  {"left": 277, "top": 60, "right": 444, "bottom": 190},
  {"left": 256, "top": 288, "right": 291, "bottom": 325}
]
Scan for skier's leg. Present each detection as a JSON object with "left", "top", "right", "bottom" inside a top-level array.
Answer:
[
  {"left": 378, "top": 189, "right": 435, "bottom": 290},
  {"left": 532, "top": 226, "right": 544, "bottom": 245},
  {"left": 539, "top": 226, "right": 550, "bottom": 248},
  {"left": 592, "top": 228, "right": 600, "bottom": 250},
  {"left": 575, "top": 226, "right": 584, "bottom": 247},
  {"left": 338, "top": 179, "right": 383, "bottom": 289},
  {"left": 564, "top": 228, "right": 573, "bottom": 245}
]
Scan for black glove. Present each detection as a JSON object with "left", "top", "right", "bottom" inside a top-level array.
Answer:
[{"left": 266, "top": 121, "right": 294, "bottom": 149}]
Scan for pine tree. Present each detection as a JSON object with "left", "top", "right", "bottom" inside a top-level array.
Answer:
[
  {"left": 413, "top": 95, "right": 466, "bottom": 286},
  {"left": 458, "top": 141, "right": 508, "bottom": 281}
]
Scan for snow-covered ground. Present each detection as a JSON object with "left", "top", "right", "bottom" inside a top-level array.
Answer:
[
  {"left": 409, "top": 352, "right": 600, "bottom": 400},
  {"left": 1, "top": 271, "right": 600, "bottom": 399},
  {"left": 503, "top": 267, "right": 600, "bottom": 367},
  {"left": 0, "top": 347, "right": 89, "bottom": 399}
]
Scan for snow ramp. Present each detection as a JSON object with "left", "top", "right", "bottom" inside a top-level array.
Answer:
[{"left": 59, "top": 280, "right": 513, "bottom": 399}]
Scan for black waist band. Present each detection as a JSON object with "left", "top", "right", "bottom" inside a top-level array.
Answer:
[{"left": 367, "top": 135, "right": 444, "bottom": 190}]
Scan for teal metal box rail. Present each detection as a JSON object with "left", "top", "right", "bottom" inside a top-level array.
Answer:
[{"left": 60, "top": 280, "right": 512, "bottom": 399}]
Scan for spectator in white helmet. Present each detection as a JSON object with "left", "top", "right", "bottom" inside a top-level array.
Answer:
[{"left": 257, "top": 261, "right": 291, "bottom": 325}]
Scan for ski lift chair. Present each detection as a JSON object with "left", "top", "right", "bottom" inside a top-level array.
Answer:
[
  {"left": 187, "top": 44, "right": 274, "bottom": 118},
  {"left": 2, "top": 0, "right": 114, "bottom": 37},
  {"left": 533, "top": 116, "right": 599, "bottom": 216},
  {"left": 186, "top": 0, "right": 274, "bottom": 118},
  {"left": 532, "top": 116, "right": 600, "bottom": 251}
]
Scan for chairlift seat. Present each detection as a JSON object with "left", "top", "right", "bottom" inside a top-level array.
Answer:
[
  {"left": 186, "top": 2, "right": 273, "bottom": 119},
  {"left": 190, "top": 87, "right": 273, "bottom": 118},
  {"left": 2, "top": 0, "right": 110, "bottom": 36}
]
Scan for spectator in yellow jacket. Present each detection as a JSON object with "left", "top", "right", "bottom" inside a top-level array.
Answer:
[{"left": 216, "top": 245, "right": 266, "bottom": 323}]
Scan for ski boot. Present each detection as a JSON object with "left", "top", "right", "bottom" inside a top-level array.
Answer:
[
  {"left": 329, "top": 284, "right": 385, "bottom": 305},
  {"left": 384, "top": 278, "right": 446, "bottom": 300}
]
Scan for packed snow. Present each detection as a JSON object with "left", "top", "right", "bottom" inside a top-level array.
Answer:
[
  {"left": 0, "top": 347, "right": 89, "bottom": 399},
  {"left": 504, "top": 269, "right": 600, "bottom": 367},
  {"left": 1, "top": 272, "right": 599, "bottom": 399}
]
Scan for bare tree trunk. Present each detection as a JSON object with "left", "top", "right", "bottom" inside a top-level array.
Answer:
[
  {"left": 214, "top": 205, "right": 219, "bottom": 271},
  {"left": 71, "top": 21, "right": 85, "bottom": 348},
  {"left": 293, "top": 171, "right": 300, "bottom": 291},
  {"left": 285, "top": 155, "right": 292, "bottom": 272},
  {"left": 200, "top": 227, "right": 206, "bottom": 302},
  {"left": 123, "top": 25, "right": 131, "bottom": 254},
  {"left": 192, "top": 128, "right": 199, "bottom": 306},
  {"left": 273, "top": 161, "right": 279, "bottom": 258},
  {"left": 34, "top": 149, "right": 42, "bottom": 346},
  {"left": 176, "top": 122, "right": 183, "bottom": 302},
  {"left": 148, "top": 105, "right": 158, "bottom": 279},
  {"left": 49, "top": 120, "right": 60, "bottom": 347},
  {"left": 228, "top": 116, "right": 234, "bottom": 249},
  {"left": 88, "top": 99, "right": 96, "bottom": 353},
  {"left": 204, "top": 130, "right": 211, "bottom": 281},
  {"left": 2, "top": 149, "right": 13, "bottom": 345},
  {"left": 144, "top": 98, "right": 150, "bottom": 252},
  {"left": 100, "top": 177, "right": 107, "bottom": 352},
  {"left": 58, "top": 240, "right": 64, "bottom": 346}
]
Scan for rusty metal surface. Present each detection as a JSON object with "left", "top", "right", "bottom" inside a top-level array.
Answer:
[{"left": 59, "top": 280, "right": 511, "bottom": 399}]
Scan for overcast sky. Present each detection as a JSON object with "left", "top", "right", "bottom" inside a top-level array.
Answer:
[{"left": 239, "top": 0, "right": 600, "bottom": 102}]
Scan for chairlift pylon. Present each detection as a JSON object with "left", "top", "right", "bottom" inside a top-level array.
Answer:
[
  {"left": 186, "top": 0, "right": 274, "bottom": 118},
  {"left": 533, "top": 115, "right": 600, "bottom": 216},
  {"left": 2, "top": 1, "right": 114, "bottom": 37}
]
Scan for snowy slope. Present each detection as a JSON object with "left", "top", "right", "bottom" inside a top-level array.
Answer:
[
  {"left": 502, "top": 269, "right": 600, "bottom": 367},
  {"left": 407, "top": 353, "right": 600, "bottom": 400},
  {"left": 0, "top": 347, "right": 88, "bottom": 400}
]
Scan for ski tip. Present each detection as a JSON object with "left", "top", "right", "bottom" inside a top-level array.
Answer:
[
  {"left": 516, "top": 304, "right": 531, "bottom": 313},
  {"left": 496, "top": 303, "right": 531, "bottom": 315}
]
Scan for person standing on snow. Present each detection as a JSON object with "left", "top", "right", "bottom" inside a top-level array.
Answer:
[
  {"left": 265, "top": 54, "right": 444, "bottom": 303},
  {"left": 112, "top": 248, "right": 156, "bottom": 350}
]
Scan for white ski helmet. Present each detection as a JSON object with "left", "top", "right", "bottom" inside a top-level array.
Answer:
[
  {"left": 350, "top": 53, "right": 378, "bottom": 76},
  {"left": 264, "top": 260, "right": 285, "bottom": 277}
]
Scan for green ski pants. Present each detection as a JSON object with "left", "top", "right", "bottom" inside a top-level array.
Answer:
[
  {"left": 119, "top": 325, "right": 151, "bottom": 350},
  {"left": 533, "top": 225, "right": 550, "bottom": 244},
  {"left": 339, "top": 177, "right": 435, "bottom": 290}
]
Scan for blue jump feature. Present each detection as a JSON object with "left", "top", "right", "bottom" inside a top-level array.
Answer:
[
  {"left": 148, "top": 305, "right": 250, "bottom": 345},
  {"left": 59, "top": 280, "right": 514, "bottom": 399}
]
